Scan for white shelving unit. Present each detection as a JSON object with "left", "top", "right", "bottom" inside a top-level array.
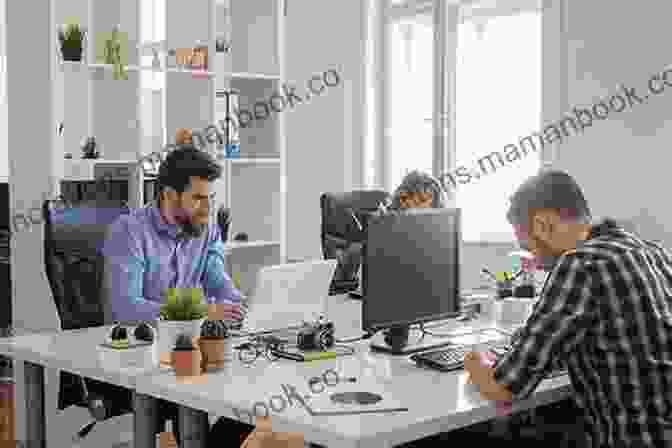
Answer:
[{"left": 54, "top": 0, "right": 287, "bottom": 265}]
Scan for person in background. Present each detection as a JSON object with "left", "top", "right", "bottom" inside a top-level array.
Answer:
[
  {"left": 102, "top": 145, "right": 244, "bottom": 446},
  {"left": 464, "top": 170, "right": 672, "bottom": 448},
  {"left": 378, "top": 170, "right": 448, "bottom": 213}
]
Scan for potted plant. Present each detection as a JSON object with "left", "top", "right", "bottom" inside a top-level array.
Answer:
[
  {"left": 172, "top": 333, "right": 202, "bottom": 376},
  {"left": 158, "top": 288, "right": 208, "bottom": 357},
  {"left": 58, "top": 23, "right": 87, "bottom": 62},
  {"left": 199, "top": 320, "right": 232, "bottom": 371}
]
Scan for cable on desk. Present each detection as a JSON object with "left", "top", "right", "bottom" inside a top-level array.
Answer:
[{"left": 335, "top": 332, "right": 375, "bottom": 343}]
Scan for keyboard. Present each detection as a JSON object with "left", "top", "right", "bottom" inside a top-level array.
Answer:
[
  {"left": 410, "top": 341, "right": 568, "bottom": 378},
  {"left": 410, "top": 340, "right": 509, "bottom": 372}
]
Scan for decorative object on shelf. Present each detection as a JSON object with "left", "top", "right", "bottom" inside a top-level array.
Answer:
[
  {"left": 158, "top": 288, "right": 208, "bottom": 357},
  {"left": 199, "top": 319, "right": 231, "bottom": 371},
  {"left": 97, "top": 25, "right": 128, "bottom": 80},
  {"left": 64, "top": 153, "right": 73, "bottom": 159},
  {"left": 192, "top": 41, "right": 208, "bottom": 70},
  {"left": 216, "top": 89, "right": 241, "bottom": 159},
  {"left": 174, "top": 47, "right": 194, "bottom": 68},
  {"left": 175, "top": 128, "right": 193, "bottom": 145},
  {"left": 171, "top": 332, "right": 202, "bottom": 376},
  {"left": 233, "top": 232, "right": 249, "bottom": 242},
  {"left": 58, "top": 23, "right": 87, "bottom": 62},
  {"left": 215, "top": 36, "right": 231, "bottom": 53},
  {"left": 80, "top": 136, "right": 99, "bottom": 159},
  {"left": 151, "top": 48, "right": 161, "bottom": 70}
]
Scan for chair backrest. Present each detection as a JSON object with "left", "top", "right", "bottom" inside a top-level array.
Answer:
[
  {"left": 42, "top": 198, "right": 130, "bottom": 331},
  {"left": 320, "top": 190, "right": 389, "bottom": 293},
  {"left": 217, "top": 205, "right": 231, "bottom": 242}
]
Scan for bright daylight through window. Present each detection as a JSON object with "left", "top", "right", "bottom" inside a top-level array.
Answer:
[{"left": 455, "top": 8, "right": 541, "bottom": 242}]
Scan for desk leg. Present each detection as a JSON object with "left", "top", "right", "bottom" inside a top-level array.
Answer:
[
  {"left": 178, "top": 405, "right": 209, "bottom": 448},
  {"left": 23, "top": 361, "right": 45, "bottom": 448},
  {"left": 133, "top": 392, "right": 159, "bottom": 448}
]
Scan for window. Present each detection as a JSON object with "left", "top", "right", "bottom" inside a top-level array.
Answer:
[
  {"left": 385, "top": 11, "right": 434, "bottom": 193},
  {"left": 140, "top": 0, "right": 165, "bottom": 151},
  {"left": 455, "top": 9, "right": 541, "bottom": 241}
]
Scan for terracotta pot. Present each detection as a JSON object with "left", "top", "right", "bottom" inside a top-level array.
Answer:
[
  {"left": 171, "top": 349, "right": 202, "bottom": 376},
  {"left": 157, "top": 319, "right": 205, "bottom": 358},
  {"left": 198, "top": 338, "right": 232, "bottom": 371}
]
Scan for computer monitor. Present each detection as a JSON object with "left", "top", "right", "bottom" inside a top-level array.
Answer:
[{"left": 362, "top": 208, "right": 461, "bottom": 354}]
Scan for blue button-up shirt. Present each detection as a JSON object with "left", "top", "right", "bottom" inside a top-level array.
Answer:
[{"left": 101, "top": 204, "right": 242, "bottom": 322}]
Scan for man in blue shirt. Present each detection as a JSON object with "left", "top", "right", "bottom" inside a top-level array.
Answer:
[{"left": 103, "top": 145, "right": 243, "bottom": 445}]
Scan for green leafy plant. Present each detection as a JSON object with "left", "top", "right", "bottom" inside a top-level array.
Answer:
[
  {"left": 159, "top": 288, "right": 208, "bottom": 321},
  {"left": 58, "top": 23, "right": 86, "bottom": 61}
]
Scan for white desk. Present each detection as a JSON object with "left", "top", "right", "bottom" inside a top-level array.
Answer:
[
  {"left": 134, "top": 297, "right": 572, "bottom": 447},
  {"left": 0, "top": 326, "right": 208, "bottom": 448},
  {"left": 0, "top": 297, "right": 572, "bottom": 448}
]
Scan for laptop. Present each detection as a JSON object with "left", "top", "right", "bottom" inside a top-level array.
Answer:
[{"left": 233, "top": 260, "right": 338, "bottom": 336}]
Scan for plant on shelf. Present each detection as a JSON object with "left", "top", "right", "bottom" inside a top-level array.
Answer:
[
  {"left": 58, "top": 23, "right": 87, "bottom": 62},
  {"left": 81, "top": 136, "right": 99, "bottom": 159}
]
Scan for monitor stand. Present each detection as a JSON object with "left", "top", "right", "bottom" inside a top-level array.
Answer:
[{"left": 369, "top": 325, "right": 454, "bottom": 355}]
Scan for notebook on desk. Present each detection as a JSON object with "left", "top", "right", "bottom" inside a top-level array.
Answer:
[{"left": 231, "top": 260, "right": 338, "bottom": 336}]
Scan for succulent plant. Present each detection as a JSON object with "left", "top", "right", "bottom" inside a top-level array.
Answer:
[
  {"left": 160, "top": 288, "right": 208, "bottom": 321},
  {"left": 134, "top": 322, "right": 155, "bottom": 342},
  {"left": 173, "top": 333, "right": 195, "bottom": 351},
  {"left": 58, "top": 23, "right": 86, "bottom": 61},
  {"left": 109, "top": 323, "right": 129, "bottom": 349},
  {"left": 200, "top": 320, "right": 229, "bottom": 339}
]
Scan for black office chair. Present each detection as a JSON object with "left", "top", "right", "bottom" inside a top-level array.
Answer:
[
  {"left": 217, "top": 205, "right": 231, "bottom": 242},
  {"left": 320, "top": 190, "right": 389, "bottom": 296},
  {"left": 42, "top": 198, "right": 177, "bottom": 444}
]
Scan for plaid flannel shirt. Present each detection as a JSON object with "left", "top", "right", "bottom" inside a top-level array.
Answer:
[{"left": 494, "top": 219, "right": 672, "bottom": 448}]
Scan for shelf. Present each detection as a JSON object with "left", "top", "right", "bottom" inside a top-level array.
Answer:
[
  {"left": 227, "top": 158, "right": 280, "bottom": 165},
  {"left": 217, "top": 72, "right": 281, "bottom": 81},
  {"left": 223, "top": 240, "right": 281, "bottom": 250},
  {"left": 60, "top": 61, "right": 215, "bottom": 77},
  {"left": 60, "top": 61, "right": 278, "bottom": 80}
]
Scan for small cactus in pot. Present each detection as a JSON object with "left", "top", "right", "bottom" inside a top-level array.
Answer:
[
  {"left": 171, "top": 332, "right": 202, "bottom": 376},
  {"left": 200, "top": 320, "right": 229, "bottom": 339},
  {"left": 199, "top": 320, "right": 231, "bottom": 371}
]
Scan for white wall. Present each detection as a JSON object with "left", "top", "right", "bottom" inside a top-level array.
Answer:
[
  {"left": 553, "top": 0, "right": 672, "bottom": 247},
  {"left": 285, "top": 0, "right": 366, "bottom": 262}
]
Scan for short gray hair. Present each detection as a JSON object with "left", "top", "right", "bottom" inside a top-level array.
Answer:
[{"left": 387, "top": 170, "right": 448, "bottom": 210}]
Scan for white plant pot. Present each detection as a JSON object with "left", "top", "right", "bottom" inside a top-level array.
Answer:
[{"left": 156, "top": 319, "right": 205, "bottom": 355}]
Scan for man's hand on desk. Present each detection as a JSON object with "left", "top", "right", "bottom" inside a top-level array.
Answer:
[
  {"left": 464, "top": 351, "right": 513, "bottom": 402},
  {"left": 208, "top": 302, "right": 244, "bottom": 322}
]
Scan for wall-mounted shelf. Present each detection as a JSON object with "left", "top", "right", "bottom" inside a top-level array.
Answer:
[
  {"left": 224, "top": 240, "right": 280, "bottom": 250},
  {"left": 55, "top": 0, "right": 286, "bottom": 265},
  {"left": 227, "top": 158, "right": 280, "bottom": 165}
]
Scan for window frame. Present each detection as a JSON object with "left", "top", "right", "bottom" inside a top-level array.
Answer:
[{"left": 372, "top": 0, "right": 556, "bottom": 243}]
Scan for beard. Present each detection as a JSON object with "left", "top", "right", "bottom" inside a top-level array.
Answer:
[
  {"left": 179, "top": 220, "right": 206, "bottom": 238},
  {"left": 174, "top": 202, "right": 208, "bottom": 239}
]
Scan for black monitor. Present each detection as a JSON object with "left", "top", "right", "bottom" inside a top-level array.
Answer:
[{"left": 362, "top": 208, "right": 461, "bottom": 354}]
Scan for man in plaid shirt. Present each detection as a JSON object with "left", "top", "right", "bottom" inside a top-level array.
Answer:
[{"left": 464, "top": 170, "right": 672, "bottom": 448}]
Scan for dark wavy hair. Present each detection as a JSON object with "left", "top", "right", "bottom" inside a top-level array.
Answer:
[
  {"left": 156, "top": 145, "right": 222, "bottom": 204},
  {"left": 385, "top": 170, "right": 448, "bottom": 211}
]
